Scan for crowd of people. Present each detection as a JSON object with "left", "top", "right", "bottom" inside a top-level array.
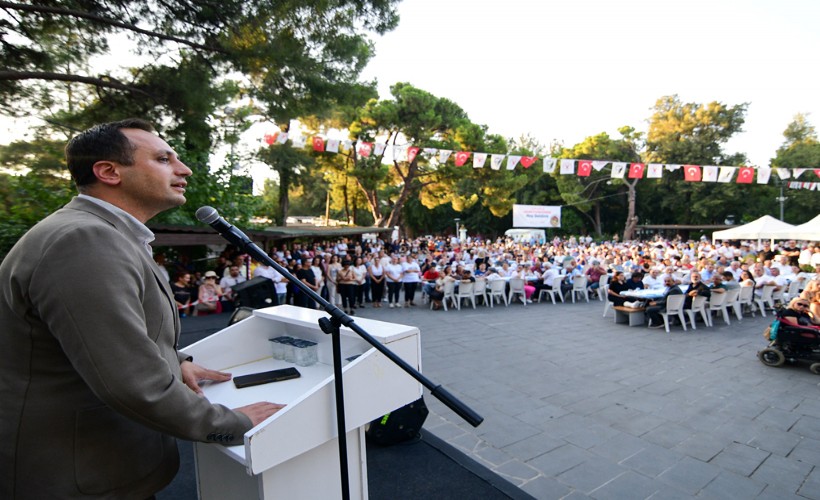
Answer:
[{"left": 160, "top": 233, "right": 820, "bottom": 318}]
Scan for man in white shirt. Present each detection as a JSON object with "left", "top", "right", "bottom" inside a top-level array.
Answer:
[
  {"left": 219, "top": 265, "right": 247, "bottom": 304},
  {"left": 642, "top": 268, "right": 664, "bottom": 289}
]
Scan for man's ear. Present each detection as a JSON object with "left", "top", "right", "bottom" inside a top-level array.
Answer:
[{"left": 92, "top": 160, "right": 122, "bottom": 186}]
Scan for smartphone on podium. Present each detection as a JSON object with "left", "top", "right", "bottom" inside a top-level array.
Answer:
[{"left": 233, "top": 367, "right": 301, "bottom": 388}]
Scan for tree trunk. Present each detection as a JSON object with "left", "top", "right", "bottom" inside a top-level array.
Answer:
[
  {"left": 278, "top": 178, "right": 289, "bottom": 226},
  {"left": 593, "top": 201, "right": 602, "bottom": 237},
  {"left": 622, "top": 179, "right": 638, "bottom": 240},
  {"left": 383, "top": 160, "right": 418, "bottom": 228}
]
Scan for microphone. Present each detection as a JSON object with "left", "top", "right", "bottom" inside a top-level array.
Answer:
[{"left": 195, "top": 206, "right": 253, "bottom": 249}]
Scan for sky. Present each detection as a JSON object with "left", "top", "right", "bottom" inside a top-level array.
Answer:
[
  {"left": 2, "top": 0, "right": 818, "bottom": 179},
  {"left": 357, "top": 0, "right": 820, "bottom": 167}
]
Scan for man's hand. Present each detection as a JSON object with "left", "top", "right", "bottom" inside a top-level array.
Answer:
[
  {"left": 180, "top": 360, "right": 232, "bottom": 395},
  {"left": 235, "top": 402, "right": 286, "bottom": 426}
]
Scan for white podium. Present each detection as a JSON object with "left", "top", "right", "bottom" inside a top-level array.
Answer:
[{"left": 181, "top": 305, "right": 422, "bottom": 499}]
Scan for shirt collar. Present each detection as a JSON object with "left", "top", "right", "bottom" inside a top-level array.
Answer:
[{"left": 78, "top": 194, "right": 155, "bottom": 254}]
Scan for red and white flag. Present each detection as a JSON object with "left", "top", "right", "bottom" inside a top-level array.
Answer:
[
  {"left": 454, "top": 151, "right": 471, "bottom": 166},
  {"left": 628, "top": 163, "right": 645, "bottom": 179},
  {"left": 520, "top": 156, "right": 537, "bottom": 168},
  {"left": 490, "top": 154, "right": 505, "bottom": 170},
  {"left": 611, "top": 162, "right": 626, "bottom": 178},
  {"left": 577, "top": 160, "right": 592, "bottom": 177},
  {"left": 736, "top": 167, "right": 754, "bottom": 184},
  {"left": 312, "top": 136, "right": 325, "bottom": 152},
  {"left": 473, "top": 153, "right": 488, "bottom": 169},
  {"left": 683, "top": 165, "right": 701, "bottom": 182},
  {"left": 357, "top": 142, "right": 373, "bottom": 157},
  {"left": 264, "top": 133, "right": 277, "bottom": 145},
  {"left": 506, "top": 155, "right": 521, "bottom": 170},
  {"left": 407, "top": 147, "right": 420, "bottom": 164}
]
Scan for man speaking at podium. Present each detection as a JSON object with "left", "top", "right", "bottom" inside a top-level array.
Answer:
[{"left": 0, "top": 120, "right": 284, "bottom": 499}]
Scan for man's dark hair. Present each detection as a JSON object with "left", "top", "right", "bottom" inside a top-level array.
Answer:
[
  {"left": 722, "top": 271, "right": 734, "bottom": 279},
  {"left": 65, "top": 118, "right": 154, "bottom": 189}
]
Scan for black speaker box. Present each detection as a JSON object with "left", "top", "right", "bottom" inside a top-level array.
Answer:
[
  {"left": 366, "top": 397, "right": 428, "bottom": 445},
  {"left": 231, "top": 276, "right": 278, "bottom": 309}
]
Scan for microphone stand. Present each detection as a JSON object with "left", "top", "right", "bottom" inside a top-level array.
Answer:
[{"left": 200, "top": 211, "right": 483, "bottom": 500}]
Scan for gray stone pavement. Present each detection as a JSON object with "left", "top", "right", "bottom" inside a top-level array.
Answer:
[{"left": 351, "top": 295, "right": 820, "bottom": 499}]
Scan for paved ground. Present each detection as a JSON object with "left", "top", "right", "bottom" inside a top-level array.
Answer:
[{"left": 349, "top": 295, "right": 820, "bottom": 499}]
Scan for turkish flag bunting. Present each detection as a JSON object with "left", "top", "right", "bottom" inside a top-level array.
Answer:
[
  {"left": 628, "top": 163, "right": 645, "bottom": 179},
  {"left": 757, "top": 167, "right": 771, "bottom": 184},
  {"left": 736, "top": 167, "right": 754, "bottom": 184},
  {"left": 454, "top": 151, "right": 471, "bottom": 166},
  {"left": 683, "top": 165, "right": 702, "bottom": 182},
  {"left": 374, "top": 143, "right": 386, "bottom": 155},
  {"left": 276, "top": 132, "right": 289, "bottom": 144},
  {"left": 814, "top": 169, "right": 820, "bottom": 179},
  {"left": 520, "top": 156, "right": 537, "bottom": 168},
  {"left": 357, "top": 142, "right": 373, "bottom": 157},
  {"left": 577, "top": 160, "right": 592, "bottom": 177},
  {"left": 264, "top": 133, "right": 277, "bottom": 145},
  {"left": 312, "top": 136, "right": 325, "bottom": 152},
  {"left": 407, "top": 147, "right": 420, "bottom": 164}
]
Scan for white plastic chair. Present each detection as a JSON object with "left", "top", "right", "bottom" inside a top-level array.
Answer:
[
  {"left": 783, "top": 280, "right": 801, "bottom": 302},
  {"left": 686, "top": 295, "right": 710, "bottom": 330},
  {"left": 737, "top": 286, "right": 756, "bottom": 317},
  {"left": 441, "top": 280, "right": 456, "bottom": 311},
  {"left": 597, "top": 274, "right": 609, "bottom": 301},
  {"left": 660, "top": 294, "right": 687, "bottom": 333},
  {"left": 570, "top": 276, "right": 589, "bottom": 303},
  {"left": 723, "top": 287, "right": 741, "bottom": 321},
  {"left": 487, "top": 279, "right": 508, "bottom": 307},
  {"left": 508, "top": 278, "right": 527, "bottom": 305},
  {"left": 473, "top": 277, "right": 488, "bottom": 306},
  {"left": 754, "top": 285, "right": 776, "bottom": 318},
  {"left": 706, "top": 291, "right": 731, "bottom": 326},
  {"left": 602, "top": 286, "right": 614, "bottom": 318},
  {"left": 456, "top": 280, "right": 476, "bottom": 310},
  {"left": 686, "top": 295, "right": 710, "bottom": 329}
]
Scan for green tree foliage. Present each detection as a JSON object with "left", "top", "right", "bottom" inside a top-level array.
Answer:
[
  {"left": 640, "top": 95, "right": 750, "bottom": 225},
  {"left": 771, "top": 113, "right": 820, "bottom": 223}
]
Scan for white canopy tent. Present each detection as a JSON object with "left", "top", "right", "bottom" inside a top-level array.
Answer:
[
  {"left": 767, "top": 214, "right": 820, "bottom": 241},
  {"left": 712, "top": 215, "right": 795, "bottom": 242}
]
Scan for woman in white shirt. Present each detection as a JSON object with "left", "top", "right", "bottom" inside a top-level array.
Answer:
[
  {"left": 352, "top": 256, "right": 367, "bottom": 308},
  {"left": 310, "top": 256, "right": 325, "bottom": 301},
  {"left": 385, "top": 255, "right": 404, "bottom": 308},
  {"left": 326, "top": 255, "right": 342, "bottom": 306},
  {"left": 401, "top": 254, "right": 422, "bottom": 307}
]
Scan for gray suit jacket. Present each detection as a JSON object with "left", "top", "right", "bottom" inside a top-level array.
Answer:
[{"left": 0, "top": 197, "right": 252, "bottom": 499}]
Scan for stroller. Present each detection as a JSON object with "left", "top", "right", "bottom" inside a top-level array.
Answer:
[{"left": 758, "top": 309, "right": 820, "bottom": 374}]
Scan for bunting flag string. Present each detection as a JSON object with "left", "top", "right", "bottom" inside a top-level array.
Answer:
[{"left": 265, "top": 133, "right": 819, "bottom": 189}]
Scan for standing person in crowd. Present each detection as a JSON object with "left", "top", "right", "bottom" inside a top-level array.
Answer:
[
  {"left": 369, "top": 256, "right": 385, "bottom": 308},
  {"left": 294, "top": 259, "right": 319, "bottom": 309},
  {"left": 310, "top": 256, "right": 326, "bottom": 302},
  {"left": 171, "top": 271, "right": 193, "bottom": 317},
  {"left": 352, "top": 256, "right": 367, "bottom": 308},
  {"left": 402, "top": 253, "right": 422, "bottom": 307},
  {"left": 337, "top": 259, "right": 358, "bottom": 314},
  {"left": 385, "top": 255, "right": 404, "bottom": 308},
  {"left": 0, "top": 119, "right": 283, "bottom": 499},
  {"left": 326, "top": 254, "right": 342, "bottom": 306},
  {"left": 219, "top": 265, "right": 246, "bottom": 312},
  {"left": 195, "top": 270, "right": 223, "bottom": 315}
]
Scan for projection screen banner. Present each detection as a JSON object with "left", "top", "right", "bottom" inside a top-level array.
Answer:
[{"left": 512, "top": 204, "right": 562, "bottom": 228}]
